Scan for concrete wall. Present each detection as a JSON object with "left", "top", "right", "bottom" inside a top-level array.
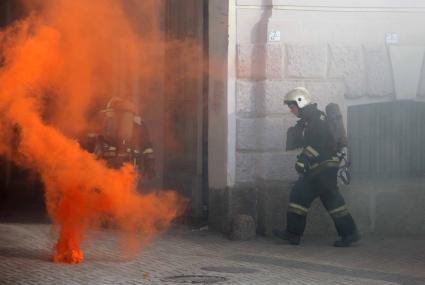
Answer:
[{"left": 209, "top": 0, "right": 425, "bottom": 236}]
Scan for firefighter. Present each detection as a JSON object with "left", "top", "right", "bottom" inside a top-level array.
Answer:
[
  {"left": 273, "top": 87, "right": 360, "bottom": 247},
  {"left": 94, "top": 97, "right": 156, "bottom": 179}
]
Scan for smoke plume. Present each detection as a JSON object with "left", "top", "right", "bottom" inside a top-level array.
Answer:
[{"left": 0, "top": 0, "right": 194, "bottom": 263}]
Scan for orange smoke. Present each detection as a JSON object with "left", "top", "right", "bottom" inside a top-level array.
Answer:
[{"left": 0, "top": 0, "right": 188, "bottom": 264}]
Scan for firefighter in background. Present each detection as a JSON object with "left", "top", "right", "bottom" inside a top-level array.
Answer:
[
  {"left": 94, "top": 97, "right": 156, "bottom": 179},
  {"left": 273, "top": 87, "right": 360, "bottom": 247}
]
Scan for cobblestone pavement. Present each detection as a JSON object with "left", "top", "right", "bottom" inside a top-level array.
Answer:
[{"left": 1, "top": 223, "right": 425, "bottom": 285}]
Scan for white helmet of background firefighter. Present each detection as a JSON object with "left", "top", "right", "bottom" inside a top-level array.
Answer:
[
  {"left": 103, "top": 97, "right": 138, "bottom": 114},
  {"left": 283, "top": 87, "right": 312, "bottom": 109},
  {"left": 102, "top": 97, "right": 138, "bottom": 144},
  {"left": 100, "top": 97, "right": 156, "bottom": 179},
  {"left": 283, "top": 87, "right": 313, "bottom": 150}
]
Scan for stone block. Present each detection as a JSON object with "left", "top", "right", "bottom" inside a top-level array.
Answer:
[
  {"left": 364, "top": 45, "right": 394, "bottom": 97},
  {"left": 212, "top": 177, "right": 425, "bottom": 237},
  {"left": 375, "top": 191, "right": 405, "bottom": 235},
  {"left": 235, "top": 153, "right": 257, "bottom": 183},
  {"left": 286, "top": 44, "right": 327, "bottom": 78},
  {"left": 229, "top": 186, "right": 258, "bottom": 218},
  {"left": 375, "top": 190, "right": 425, "bottom": 235},
  {"left": 237, "top": 44, "right": 283, "bottom": 80},
  {"left": 305, "top": 81, "right": 347, "bottom": 113},
  {"left": 401, "top": 189, "right": 425, "bottom": 234},
  {"left": 228, "top": 186, "right": 258, "bottom": 238},
  {"left": 237, "top": 44, "right": 260, "bottom": 79},
  {"left": 348, "top": 177, "right": 425, "bottom": 235},
  {"left": 237, "top": 118, "right": 285, "bottom": 151},
  {"left": 389, "top": 46, "right": 425, "bottom": 100},
  {"left": 236, "top": 80, "right": 258, "bottom": 114},
  {"left": 260, "top": 80, "right": 305, "bottom": 115},
  {"left": 328, "top": 45, "right": 366, "bottom": 98},
  {"left": 230, "top": 214, "right": 256, "bottom": 241},
  {"left": 208, "top": 188, "right": 230, "bottom": 233},
  {"left": 236, "top": 119, "right": 258, "bottom": 150},
  {"left": 256, "top": 182, "right": 292, "bottom": 236},
  {"left": 257, "top": 119, "right": 285, "bottom": 150},
  {"left": 256, "top": 152, "right": 297, "bottom": 181},
  {"left": 264, "top": 119, "right": 284, "bottom": 149},
  {"left": 266, "top": 44, "right": 284, "bottom": 80},
  {"left": 209, "top": 186, "right": 258, "bottom": 235}
]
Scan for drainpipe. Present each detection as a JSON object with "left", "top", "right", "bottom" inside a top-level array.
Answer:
[
  {"left": 201, "top": 0, "right": 209, "bottom": 219},
  {"left": 4, "top": 0, "right": 12, "bottom": 189}
]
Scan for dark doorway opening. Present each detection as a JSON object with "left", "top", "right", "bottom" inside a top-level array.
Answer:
[
  {"left": 0, "top": 1, "right": 48, "bottom": 223},
  {"left": 163, "top": 0, "right": 209, "bottom": 224},
  {"left": 0, "top": 1, "right": 210, "bottom": 225}
]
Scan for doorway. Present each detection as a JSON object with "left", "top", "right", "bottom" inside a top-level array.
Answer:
[{"left": 163, "top": 0, "right": 209, "bottom": 221}]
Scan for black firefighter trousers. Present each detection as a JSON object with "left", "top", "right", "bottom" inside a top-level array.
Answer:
[{"left": 286, "top": 167, "right": 358, "bottom": 238}]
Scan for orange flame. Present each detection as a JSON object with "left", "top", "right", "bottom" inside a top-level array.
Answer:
[{"left": 0, "top": 0, "right": 190, "bottom": 264}]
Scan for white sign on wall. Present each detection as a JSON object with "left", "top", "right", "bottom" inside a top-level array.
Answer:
[
  {"left": 386, "top": 33, "right": 399, "bottom": 44},
  {"left": 269, "top": 31, "right": 281, "bottom": 42}
]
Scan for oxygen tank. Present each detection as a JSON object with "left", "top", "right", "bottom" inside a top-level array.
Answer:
[
  {"left": 326, "top": 103, "right": 351, "bottom": 185},
  {"left": 325, "top": 103, "right": 347, "bottom": 153}
]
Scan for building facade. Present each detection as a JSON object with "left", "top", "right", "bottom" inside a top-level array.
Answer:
[
  {"left": 208, "top": 0, "right": 425, "bottom": 235},
  {"left": 2, "top": 0, "right": 425, "bottom": 235}
]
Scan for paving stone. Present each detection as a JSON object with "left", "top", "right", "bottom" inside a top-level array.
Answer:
[
  {"left": 1, "top": 223, "right": 425, "bottom": 285},
  {"left": 230, "top": 214, "right": 256, "bottom": 241}
]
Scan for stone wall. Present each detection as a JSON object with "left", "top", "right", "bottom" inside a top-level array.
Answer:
[
  {"left": 209, "top": 1, "right": 425, "bottom": 236},
  {"left": 235, "top": 42, "right": 401, "bottom": 183}
]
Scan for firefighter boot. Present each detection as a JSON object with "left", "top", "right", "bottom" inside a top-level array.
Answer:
[
  {"left": 329, "top": 205, "right": 361, "bottom": 247},
  {"left": 334, "top": 230, "right": 361, "bottom": 247},
  {"left": 272, "top": 229, "right": 301, "bottom": 245}
]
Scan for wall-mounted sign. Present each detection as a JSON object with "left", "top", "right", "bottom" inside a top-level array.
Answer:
[
  {"left": 386, "top": 33, "right": 399, "bottom": 44},
  {"left": 269, "top": 31, "right": 281, "bottom": 42}
]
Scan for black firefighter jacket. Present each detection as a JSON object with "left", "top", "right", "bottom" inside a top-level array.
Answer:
[{"left": 294, "top": 104, "right": 340, "bottom": 175}]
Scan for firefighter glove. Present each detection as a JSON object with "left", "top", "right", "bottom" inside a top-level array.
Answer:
[{"left": 295, "top": 154, "right": 310, "bottom": 174}]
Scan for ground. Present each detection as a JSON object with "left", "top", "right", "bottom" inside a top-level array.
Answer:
[{"left": 1, "top": 223, "right": 425, "bottom": 285}]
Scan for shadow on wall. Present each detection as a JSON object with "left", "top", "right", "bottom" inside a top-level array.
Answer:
[
  {"left": 251, "top": 6, "right": 272, "bottom": 44},
  {"left": 262, "top": 0, "right": 274, "bottom": 7},
  {"left": 230, "top": 7, "right": 274, "bottom": 235}
]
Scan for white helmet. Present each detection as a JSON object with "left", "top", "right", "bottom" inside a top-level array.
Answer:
[{"left": 284, "top": 87, "right": 312, "bottom": 109}]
